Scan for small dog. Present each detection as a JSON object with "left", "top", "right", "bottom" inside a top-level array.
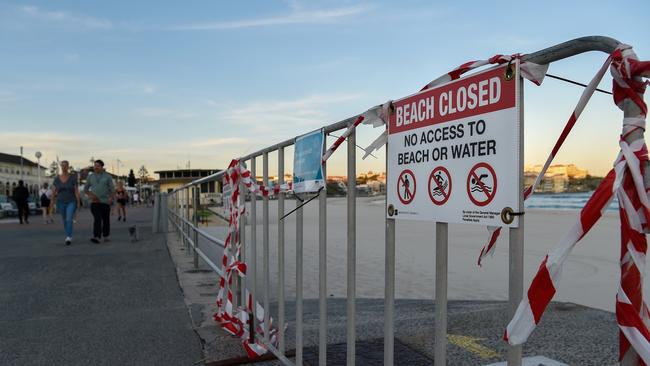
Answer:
[{"left": 128, "top": 225, "right": 139, "bottom": 242}]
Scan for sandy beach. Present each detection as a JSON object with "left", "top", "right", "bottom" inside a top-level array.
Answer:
[{"left": 200, "top": 196, "right": 629, "bottom": 313}]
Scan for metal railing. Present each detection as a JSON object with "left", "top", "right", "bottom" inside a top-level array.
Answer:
[{"left": 152, "top": 36, "right": 627, "bottom": 366}]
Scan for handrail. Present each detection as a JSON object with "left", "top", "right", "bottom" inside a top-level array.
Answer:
[
  {"left": 169, "top": 210, "right": 225, "bottom": 247},
  {"left": 168, "top": 211, "right": 224, "bottom": 276},
  {"left": 522, "top": 36, "right": 620, "bottom": 64},
  {"left": 170, "top": 114, "right": 360, "bottom": 194}
]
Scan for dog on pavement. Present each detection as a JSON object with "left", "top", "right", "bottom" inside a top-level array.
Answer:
[{"left": 128, "top": 225, "right": 139, "bottom": 242}]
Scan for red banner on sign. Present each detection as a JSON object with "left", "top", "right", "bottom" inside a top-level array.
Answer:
[{"left": 389, "top": 66, "right": 516, "bottom": 134}]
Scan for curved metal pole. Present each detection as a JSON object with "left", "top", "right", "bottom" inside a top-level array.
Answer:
[{"left": 522, "top": 36, "right": 620, "bottom": 64}]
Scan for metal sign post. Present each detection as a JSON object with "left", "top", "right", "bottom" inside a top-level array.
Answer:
[
  {"left": 435, "top": 222, "right": 448, "bottom": 365},
  {"left": 507, "top": 72, "right": 525, "bottom": 366}
]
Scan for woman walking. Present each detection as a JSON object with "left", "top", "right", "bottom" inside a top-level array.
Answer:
[
  {"left": 115, "top": 181, "right": 128, "bottom": 222},
  {"left": 50, "top": 160, "right": 81, "bottom": 245},
  {"left": 39, "top": 182, "right": 54, "bottom": 224}
]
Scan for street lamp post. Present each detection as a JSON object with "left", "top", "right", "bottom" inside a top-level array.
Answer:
[
  {"left": 35, "top": 151, "right": 42, "bottom": 193},
  {"left": 20, "top": 146, "right": 24, "bottom": 180}
]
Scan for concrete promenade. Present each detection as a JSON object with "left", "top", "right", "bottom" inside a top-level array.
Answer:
[{"left": 0, "top": 206, "right": 202, "bottom": 366}]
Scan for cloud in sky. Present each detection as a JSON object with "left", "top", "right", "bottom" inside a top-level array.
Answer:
[
  {"left": 219, "top": 92, "right": 364, "bottom": 132},
  {"left": 171, "top": 3, "right": 373, "bottom": 30},
  {"left": 20, "top": 5, "right": 113, "bottom": 30},
  {"left": 190, "top": 137, "right": 248, "bottom": 148},
  {"left": 133, "top": 107, "right": 195, "bottom": 119},
  {"left": 0, "top": 91, "right": 19, "bottom": 104},
  {"left": 64, "top": 53, "right": 81, "bottom": 63}
]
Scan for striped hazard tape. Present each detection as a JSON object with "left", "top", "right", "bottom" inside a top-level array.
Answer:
[
  {"left": 477, "top": 51, "right": 615, "bottom": 266},
  {"left": 360, "top": 54, "right": 549, "bottom": 160},
  {"left": 213, "top": 159, "right": 291, "bottom": 358},
  {"left": 504, "top": 45, "right": 650, "bottom": 364}
]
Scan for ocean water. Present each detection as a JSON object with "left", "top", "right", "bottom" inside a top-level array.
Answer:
[{"left": 525, "top": 191, "right": 619, "bottom": 211}]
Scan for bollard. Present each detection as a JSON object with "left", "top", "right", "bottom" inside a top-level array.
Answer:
[
  {"left": 152, "top": 192, "right": 160, "bottom": 233},
  {"left": 160, "top": 192, "right": 169, "bottom": 233},
  {"left": 193, "top": 186, "right": 199, "bottom": 269}
]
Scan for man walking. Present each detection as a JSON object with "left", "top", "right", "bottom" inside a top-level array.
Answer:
[
  {"left": 84, "top": 160, "right": 115, "bottom": 243},
  {"left": 12, "top": 180, "right": 30, "bottom": 224}
]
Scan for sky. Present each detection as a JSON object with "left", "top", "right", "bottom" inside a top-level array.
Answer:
[{"left": 1, "top": 0, "right": 649, "bottom": 177}]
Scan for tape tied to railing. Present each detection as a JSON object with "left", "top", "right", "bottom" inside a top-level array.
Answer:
[
  {"left": 213, "top": 159, "right": 286, "bottom": 358},
  {"left": 477, "top": 50, "right": 615, "bottom": 266},
  {"left": 503, "top": 45, "right": 650, "bottom": 364},
  {"left": 360, "top": 54, "right": 549, "bottom": 160}
]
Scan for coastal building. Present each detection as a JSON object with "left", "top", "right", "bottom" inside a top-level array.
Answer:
[
  {"left": 524, "top": 164, "right": 590, "bottom": 193},
  {"left": 155, "top": 169, "right": 221, "bottom": 205},
  {"left": 0, "top": 152, "right": 48, "bottom": 198}
]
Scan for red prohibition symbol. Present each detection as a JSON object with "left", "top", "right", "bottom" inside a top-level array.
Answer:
[
  {"left": 397, "top": 169, "right": 416, "bottom": 204},
  {"left": 428, "top": 166, "right": 452, "bottom": 205},
  {"left": 466, "top": 162, "right": 497, "bottom": 206}
]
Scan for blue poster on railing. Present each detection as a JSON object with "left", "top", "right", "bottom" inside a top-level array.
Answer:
[{"left": 293, "top": 129, "right": 325, "bottom": 194}]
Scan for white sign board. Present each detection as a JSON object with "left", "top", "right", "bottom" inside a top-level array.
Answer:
[
  {"left": 222, "top": 177, "right": 232, "bottom": 216},
  {"left": 293, "top": 130, "right": 325, "bottom": 194},
  {"left": 387, "top": 63, "right": 521, "bottom": 227}
]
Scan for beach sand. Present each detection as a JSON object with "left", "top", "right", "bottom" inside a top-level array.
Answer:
[{"left": 202, "top": 196, "right": 630, "bottom": 313}]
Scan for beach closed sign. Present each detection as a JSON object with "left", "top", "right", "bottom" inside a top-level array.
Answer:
[{"left": 387, "top": 63, "right": 521, "bottom": 227}]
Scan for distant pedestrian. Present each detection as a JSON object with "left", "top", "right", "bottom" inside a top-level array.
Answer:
[
  {"left": 133, "top": 191, "right": 139, "bottom": 206},
  {"left": 12, "top": 180, "right": 30, "bottom": 224},
  {"left": 115, "top": 181, "right": 128, "bottom": 222},
  {"left": 84, "top": 160, "right": 115, "bottom": 243},
  {"left": 51, "top": 160, "right": 81, "bottom": 245},
  {"left": 39, "top": 182, "right": 54, "bottom": 224}
]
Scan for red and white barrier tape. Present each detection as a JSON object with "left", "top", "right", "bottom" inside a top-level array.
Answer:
[
  {"left": 504, "top": 46, "right": 650, "bottom": 364},
  {"left": 213, "top": 159, "right": 293, "bottom": 358},
  {"left": 361, "top": 54, "right": 549, "bottom": 160},
  {"left": 321, "top": 115, "right": 365, "bottom": 163},
  {"left": 477, "top": 53, "right": 614, "bottom": 266}
]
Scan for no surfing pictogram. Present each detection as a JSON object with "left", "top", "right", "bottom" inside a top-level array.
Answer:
[
  {"left": 397, "top": 169, "right": 416, "bottom": 204},
  {"left": 428, "top": 166, "right": 452, "bottom": 205},
  {"left": 466, "top": 162, "right": 497, "bottom": 206}
]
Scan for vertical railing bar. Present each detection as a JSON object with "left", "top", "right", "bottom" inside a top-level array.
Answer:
[
  {"left": 318, "top": 148, "right": 327, "bottom": 366},
  {"left": 240, "top": 161, "right": 247, "bottom": 309},
  {"left": 296, "top": 193, "right": 304, "bottom": 365},
  {"left": 384, "top": 217, "right": 396, "bottom": 366},
  {"left": 250, "top": 158, "right": 257, "bottom": 343},
  {"left": 176, "top": 193, "right": 180, "bottom": 241},
  {"left": 263, "top": 152, "right": 270, "bottom": 340},
  {"left": 181, "top": 190, "right": 184, "bottom": 247},
  {"left": 384, "top": 134, "right": 395, "bottom": 366},
  {"left": 507, "top": 72, "right": 525, "bottom": 366},
  {"left": 232, "top": 186, "right": 238, "bottom": 312},
  {"left": 180, "top": 192, "right": 184, "bottom": 243},
  {"left": 193, "top": 186, "right": 199, "bottom": 268},
  {"left": 434, "top": 222, "right": 448, "bottom": 365},
  {"left": 347, "top": 126, "right": 356, "bottom": 366},
  {"left": 186, "top": 188, "right": 191, "bottom": 251},
  {"left": 278, "top": 147, "right": 286, "bottom": 354}
]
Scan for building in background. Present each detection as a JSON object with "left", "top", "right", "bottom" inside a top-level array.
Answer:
[
  {"left": 524, "top": 164, "right": 591, "bottom": 193},
  {"left": 155, "top": 169, "right": 222, "bottom": 205},
  {"left": 0, "top": 152, "right": 48, "bottom": 198}
]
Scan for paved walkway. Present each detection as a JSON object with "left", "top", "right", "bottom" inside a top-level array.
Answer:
[{"left": 0, "top": 206, "right": 203, "bottom": 366}]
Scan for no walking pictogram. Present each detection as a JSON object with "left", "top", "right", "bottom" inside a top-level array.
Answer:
[
  {"left": 397, "top": 169, "right": 416, "bottom": 204},
  {"left": 428, "top": 166, "right": 452, "bottom": 205},
  {"left": 466, "top": 162, "right": 497, "bottom": 207}
]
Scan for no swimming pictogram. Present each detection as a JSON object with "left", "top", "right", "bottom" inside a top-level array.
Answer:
[
  {"left": 397, "top": 169, "right": 416, "bottom": 204},
  {"left": 466, "top": 162, "right": 497, "bottom": 206},
  {"left": 428, "top": 166, "right": 452, "bottom": 205}
]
